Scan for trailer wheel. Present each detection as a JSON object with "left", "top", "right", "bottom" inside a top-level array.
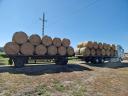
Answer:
[
  {"left": 99, "top": 58, "right": 104, "bottom": 63},
  {"left": 95, "top": 58, "right": 99, "bottom": 63}
]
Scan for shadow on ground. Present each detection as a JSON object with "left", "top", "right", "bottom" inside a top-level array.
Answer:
[
  {"left": 81, "top": 62, "right": 128, "bottom": 68},
  {"left": 0, "top": 64, "right": 92, "bottom": 75}
]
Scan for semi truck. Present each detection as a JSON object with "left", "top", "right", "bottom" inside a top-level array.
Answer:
[{"left": 76, "top": 45, "right": 124, "bottom": 64}]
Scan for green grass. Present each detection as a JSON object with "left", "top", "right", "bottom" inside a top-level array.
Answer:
[
  {"left": 0, "top": 52, "right": 9, "bottom": 65},
  {"left": 52, "top": 80, "right": 66, "bottom": 92}
]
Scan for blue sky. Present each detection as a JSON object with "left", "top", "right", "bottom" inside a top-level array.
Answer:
[{"left": 0, "top": 0, "right": 128, "bottom": 51}]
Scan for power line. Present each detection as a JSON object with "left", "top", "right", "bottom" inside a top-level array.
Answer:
[{"left": 39, "top": 12, "right": 47, "bottom": 37}]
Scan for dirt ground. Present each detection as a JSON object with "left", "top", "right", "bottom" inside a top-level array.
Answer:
[{"left": 0, "top": 60, "right": 128, "bottom": 96}]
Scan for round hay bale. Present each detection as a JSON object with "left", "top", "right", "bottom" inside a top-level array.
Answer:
[
  {"left": 48, "top": 45, "right": 57, "bottom": 56},
  {"left": 80, "top": 47, "right": 90, "bottom": 56},
  {"left": 98, "top": 42, "right": 103, "bottom": 49},
  {"left": 12, "top": 31, "right": 28, "bottom": 44},
  {"left": 106, "top": 49, "right": 111, "bottom": 56},
  {"left": 93, "top": 42, "right": 98, "bottom": 49},
  {"left": 110, "top": 49, "right": 116, "bottom": 56},
  {"left": 75, "top": 48, "right": 80, "bottom": 55},
  {"left": 90, "top": 49, "right": 96, "bottom": 56},
  {"left": 82, "top": 42, "right": 87, "bottom": 47},
  {"left": 58, "top": 46, "right": 66, "bottom": 56},
  {"left": 106, "top": 44, "right": 111, "bottom": 50},
  {"left": 4, "top": 42, "right": 20, "bottom": 55},
  {"left": 20, "top": 42, "right": 34, "bottom": 55},
  {"left": 67, "top": 46, "right": 74, "bottom": 56},
  {"left": 35, "top": 45, "right": 47, "bottom": 55},
  {"left": 101, "top": 49, "right": 106, "bottom": 56},
  {"left": 96, "top": 49, "right": 101, "bottom": 56},
  {"left": 62, "top": 38, "right": 70, "bottom": 47},
  {"left": 29, "top": 34, "right": 41, "bottom": 46},
  {"left": 53, "top": 38, "right": 61, "bottom": 47},
  {"left": 87, "top": 41, "right": 93, "bottom": 48},
  {"left": 103, "top": 43, "right": 108, "bottom": 50},
  {"left": 77, "top": 42, "right": 83, "bottom": 48},
  {"left": 111, "top": 44, "right": 116, "bottom": 50},
  {"left": 42, "top": 35, "right": 52, "bottom": 46}
]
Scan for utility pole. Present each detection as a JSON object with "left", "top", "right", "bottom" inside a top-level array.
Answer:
[{"left": 39, "top": 13, "right": 46, "bottom": 37}]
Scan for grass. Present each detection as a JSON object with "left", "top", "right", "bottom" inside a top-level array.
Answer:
[
  {"left": 0, "top": 52, "right": 9, "bottom": 65},
  {"left": 52, "top": 80, "right": 66, "bottom": 92}
]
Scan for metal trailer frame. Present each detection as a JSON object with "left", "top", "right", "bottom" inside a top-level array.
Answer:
[
  {"left": 76, "top": 55, "right": 119, "bottom": 64},
  {"left": 8, "top": 55, "right": 69, "bottom": 68}
]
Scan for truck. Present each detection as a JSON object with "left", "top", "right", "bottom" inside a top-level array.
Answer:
[{"left": 76, "top": 45, "right": 124, "bottom": 64}]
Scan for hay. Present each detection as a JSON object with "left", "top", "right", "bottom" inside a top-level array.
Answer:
[
  {"left": 93, "top": 42, "right": 98, "bottom": 49},
  {"left": 67, "top": 46, "right": 74, "bottom": 56},
  {"left": 35, "top": 45, "right": 47, "bottom": 55},
  {"left": 29, "top": 34, "right": 41, "bottom": 46},
  {"left": 12, "top": 31, "right": 28, "bottom": 44},
  {"left": 101, "top": 49, "right": 106, "bottom": 56},
  {"left": 20, "top": 42, "right": 34, "bottom": 55},
  {"left": 98, "top": 42, "right": 103, "bottom": 49},
  {"left": 53, "top": 38, "right": 61, "bottom": 47},
  {"left": 62, "top": 38, "right": 70, "bottom": 47},
  {"left": 48, "top": 45, "right": 57, "bottom": 56},
  {"left": 75, "top": 48, "right": 80, "bottom": 55},
  {"left": 58, "top": 46, "right": 66, "bottom": 56},
  {"left": 42, "top": 35, "right": 52, "bottom": 46},
  {"left": 90, "top": 49, "right": 96, "bottom": 56},
  {"left": 96, "top": 49, "right": 101, "bottom": 56},
  {"left": 80, "top": 47, "right": 90, "bottom": 56},
  {"left": 4, "top": 42, "right": 19, "bottom": 55}
]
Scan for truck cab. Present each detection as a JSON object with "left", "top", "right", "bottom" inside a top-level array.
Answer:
[
  {"left": 116, "top": 45, "right": 124, "bottom": 60},
  {"left": 110, "top": 45, "right": 124, "bottom": 62}
]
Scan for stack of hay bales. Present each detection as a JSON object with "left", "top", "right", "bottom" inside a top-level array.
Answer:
[
  {"left": 4, "top": 31, "right": 74, "bottom": 56},
  {"left": 75, "top": 41, "right": 116, "bottom": 57}
]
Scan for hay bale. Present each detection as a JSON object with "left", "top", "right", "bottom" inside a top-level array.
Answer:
[
  {"left": 110, "top": 49, "right": 115, "bottom": 56},
  {"left": 90, "top": 49, "right": 96, "bottom": 56},
  {"left": 98, "top": 42, "right": 103, "bottom": 49},
  {"left": 62, "top": 38, "right": 70, "bottom": 47},
  {"left": 93, "top": 42, "right": 98, "bottom": 49},
  {"left": 20, "top": 42, "right": 34, "bottom": 55},
  {"left": 53, "top": 38, "right": 61, "bottom": 47},
  {"left": 29, "top": 34, "right": 41, "bottom": 46},
  {"left": 12, "top": 31, "right": 28, "bottom": 44},
  {"left": 103, "top": 43, "right": 108, "bottom": 50},
  {"left": 106, "top": 49, "right": 111, "bottom": 56},
  {"left": 48, "top": 45, "right": 57, "bottom": 56},
  {"left": 106, "top": 44, "right": 111, "bottom": 50},
  {"left": 67, "top": 46, "right": 74, "bottom": 56},
  {"left": 58, "top": 46, "right": 66, "bottom": 56},
  {"left": 87, "top": 41, "right": 93, "bottom": 48},
  {"left": 96, "top": 49, "right": 101, "bottom": 56},
  {"left": 42, "top": 35, "right": 52, "bottom": 46},
  {"left": 4, "top": 42, "right": 20, "bottom": 55},
  {"left": 80, "top": 47, "right": 90, "bottom": 56},
  {"left": 77, "top": 42, "right": 83, "bottom": 48},
  {"left": 35, "top": 45, "right": 47, "bottom": 55},
  {"left": 101, "top": 49, "right": 106, "bottom": 56},
  {"left": 75, "top": 48, "right": 80, "bottom": 55},
  {"left": 111, "top": 44, "right": 116, "bottom": 50}
]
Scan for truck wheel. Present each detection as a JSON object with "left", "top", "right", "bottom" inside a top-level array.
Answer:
[
  {"left": 99, "top": 58, "right": 104, "bottom": 63},
  {"left": 95, "top": 58, "right": 99, "bottom": 64}
]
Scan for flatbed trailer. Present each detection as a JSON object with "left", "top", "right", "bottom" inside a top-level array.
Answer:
[
  {"left": 76, "top": 55, "right": 121, "bottom": 64},
  {"left": 8, "top": 55, "right": 69, "bottom": 68}
]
